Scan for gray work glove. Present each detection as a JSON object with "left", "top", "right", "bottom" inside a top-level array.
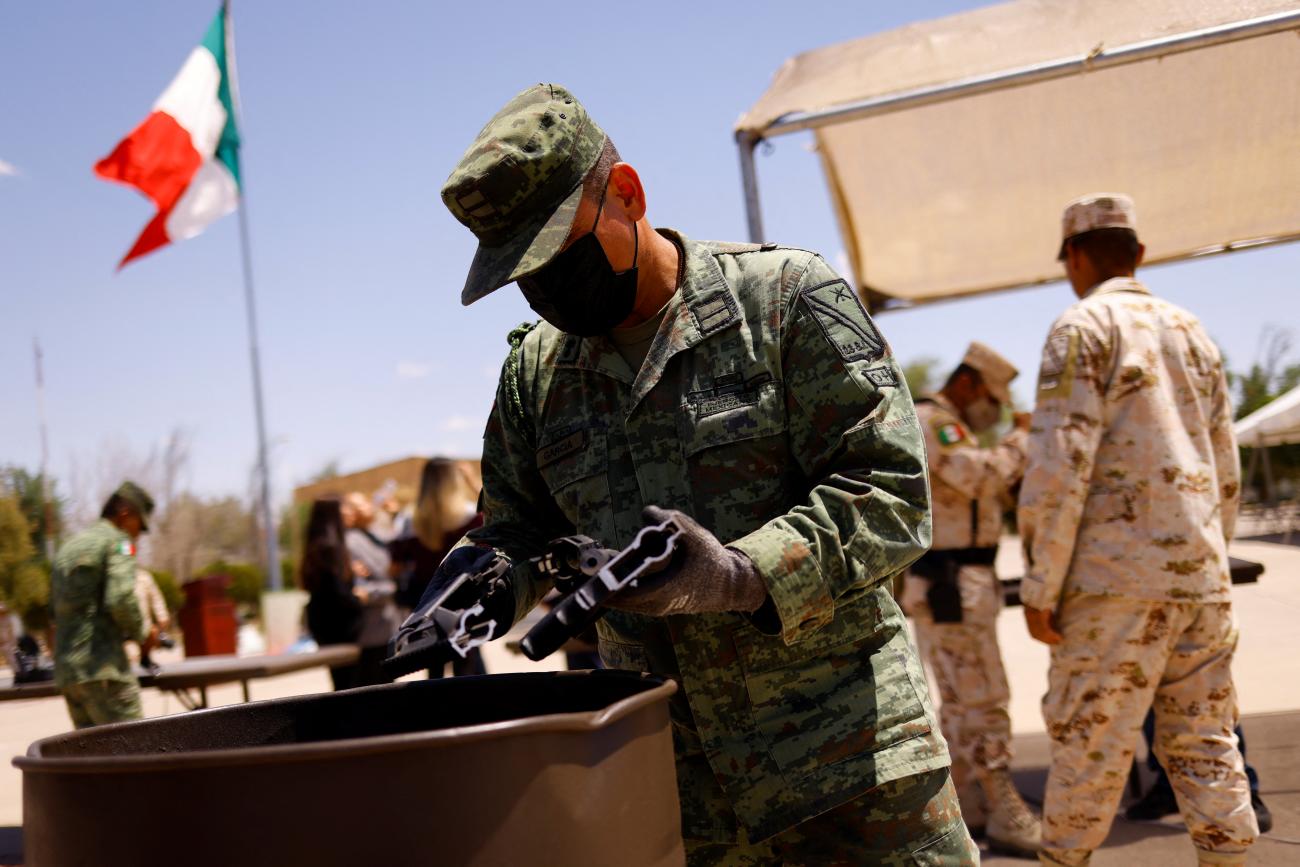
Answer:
[{"left": 606, "top": 506, "right": 769, "bottom": 617}]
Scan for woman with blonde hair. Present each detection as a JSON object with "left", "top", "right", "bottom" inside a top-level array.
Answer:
[{"left": 389, "top": 458, "right": 485, "bottom": 677}]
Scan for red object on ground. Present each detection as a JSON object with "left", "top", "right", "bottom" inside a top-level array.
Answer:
[{"left": 178, "top": 575, "right": 238, "bottom": 657}]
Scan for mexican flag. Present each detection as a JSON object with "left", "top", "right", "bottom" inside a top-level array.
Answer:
[{"left": 95, "top": 5, "right": 241, "bottom": 268}]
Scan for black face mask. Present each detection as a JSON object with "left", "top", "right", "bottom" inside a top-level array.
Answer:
[{"left": 517, "top": 187, "right": 639, "bottom": 337}]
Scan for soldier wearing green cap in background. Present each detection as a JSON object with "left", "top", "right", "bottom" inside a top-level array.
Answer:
[
  {"left": 436, "top": 83, "right": 977, "bottom": 863},
  {"left": 900, "top": 341, "right": 1042, "bottom": 856},
  {"left": 51, "top": 481, "right": 158, "bottom": 728}
]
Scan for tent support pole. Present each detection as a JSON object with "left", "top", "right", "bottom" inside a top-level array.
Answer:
[{"left": 736, "top": 131, "right": 764, "bottom": 243}]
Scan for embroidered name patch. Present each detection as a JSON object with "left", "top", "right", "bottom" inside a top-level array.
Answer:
[
  {"left": 801, "top": 280, "right": 885, "bottom": 363},
  {"left": 687, "top": 371, "right": 773, "bottom": 418},
  {"left": 536, "top": 427, "right": 587, "bottom": 467}
]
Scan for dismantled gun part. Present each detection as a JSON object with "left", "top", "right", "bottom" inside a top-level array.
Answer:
[
  {"left": 520, "top": 516, "right": 682, "bottom": 661},
  {"left": 382, "top": 550, "right": 514, "bottom": 678},
  {"left": 382, "top": 516, "right": 684, "bottom": 676}
]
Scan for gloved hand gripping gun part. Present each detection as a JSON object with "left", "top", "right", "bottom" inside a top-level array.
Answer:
[
  {"left": 519, "top": 516, "right": 683, "bottom": 661},
  {"left": 382, "top": 546, "right": 516, "bottom": 678}
]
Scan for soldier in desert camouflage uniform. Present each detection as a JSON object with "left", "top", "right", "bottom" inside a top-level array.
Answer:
[
  {"left": 901, "top": 342, "right": 1042, "bottom": 855},
  {"left": 51, "top": 482, "right": 158, "bottom": 728},
  {"left": 437, "top": 83, "right": 977, "bottom": 864},
  {"left": 1018, "top": 194, "right": 1256, "bottom": 866}
]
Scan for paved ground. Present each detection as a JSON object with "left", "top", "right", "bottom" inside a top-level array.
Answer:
[
  {"left": 1, "top": 538, "right": 1295, "bottom": 864},
  {"left": 978, "top": 709, "right": 1300, "bottom": 865}
]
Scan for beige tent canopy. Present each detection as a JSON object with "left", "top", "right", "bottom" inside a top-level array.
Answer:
[{"left": 736, "top": 0, "right": 1300, "bottom": 307}]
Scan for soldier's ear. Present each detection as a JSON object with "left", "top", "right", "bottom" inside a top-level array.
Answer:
[
  {"left": 608, "top": 163, "right": 645, "bottom": 221},
  {"left": 1135, "top": 242, "right": 1146, "bottom": 269}
]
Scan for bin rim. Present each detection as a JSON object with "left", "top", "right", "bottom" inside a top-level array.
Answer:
[{"left": 15, "top": 670, "right": 677, "bottom": 776}]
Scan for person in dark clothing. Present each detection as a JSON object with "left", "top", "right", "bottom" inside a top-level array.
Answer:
[
  {"left": 1127, "top": 708, "right": 1272, "bottom": 833},
  {"left": 299, "top": 498, "right": 364, "bottom": 691},
  {"left": 390, "top": 458, "right": 486, "bottom": 678}
]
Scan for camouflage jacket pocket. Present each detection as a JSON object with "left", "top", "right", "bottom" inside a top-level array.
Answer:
[
  {"left": 733, "top": 592, "right": 929, "bottom": 779},
  {"left": 679, "top": 381, "right": 791, "bottom": 539},
  {"left": 536, "top": 425, "right": 612, "bottom": 531}
]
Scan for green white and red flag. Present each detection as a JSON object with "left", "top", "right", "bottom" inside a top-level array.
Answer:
[{"left": 95, "top": 5, "right": 241, "bottom": 267}]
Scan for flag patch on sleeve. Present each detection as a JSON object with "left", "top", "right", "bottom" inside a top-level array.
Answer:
[
  {"left": 936, "top": 422, "right": 967, "bottom": 446},
  {"left": 118, "top": 541, "right": 136, "bottom": 557}
]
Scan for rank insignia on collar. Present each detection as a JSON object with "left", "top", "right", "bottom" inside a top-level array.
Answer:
[{"left": 936, "top": 422, "right": 966, "bottom": 446}]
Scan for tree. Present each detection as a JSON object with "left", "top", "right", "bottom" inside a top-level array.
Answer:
[
  {"left": 1230, "top": 326, "right": 1300, "bottom": 500},
  {"left": 902, "top": 356, "right": 942, "bottom": 398},
  {"left": 0, "top": 496, "right": 50, "bottom": 631},
  {"left": 0, "top": 467, "right": 65, "bottom": 558},
  {"left": 149, "top": 494, "right": 259, "bottom": 582}
]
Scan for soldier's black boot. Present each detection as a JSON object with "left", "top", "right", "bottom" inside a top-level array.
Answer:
[
  {"left": 1252, "top": 791, "right": 1273, "bottom": 834},
  {"left": 1124, "top": 776, "right": 1177, "bottom": 822}
]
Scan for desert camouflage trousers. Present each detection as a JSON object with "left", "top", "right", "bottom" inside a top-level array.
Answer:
[
  {"left": 1039, "top": 594, "right": 1257, "bottom": 866},
  {"left": 62, "top": 678, "right": 143, "bottom": 729},
  {"left": 684, "top": 768, "right": 977, "bottom": 866},
  {"left": 902, "top": 564, "right": 1013, "bottom": 788}
]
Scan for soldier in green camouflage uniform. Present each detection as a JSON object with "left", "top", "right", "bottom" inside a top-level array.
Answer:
[
  {"left": 438, "top": 84, "right": 977, "bottom": 864},
  {"left": 1019, "top": 195, "right": 1255, "bottom": 866},
  {"left": 52, "top": 482, "right": 157, "bottom": 728}
]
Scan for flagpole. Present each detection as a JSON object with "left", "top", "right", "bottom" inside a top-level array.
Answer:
[
  {"left": 226, "top": 0, "right": 282, "bottom": 592},
  {"left": 33, "top": 338, "right": 55, "bottom": 562}
]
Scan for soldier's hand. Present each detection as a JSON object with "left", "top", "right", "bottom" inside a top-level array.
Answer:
[
  {"left": 1023, "top": 605, "right": 1063, "bottom": 645},
  {"left": 606, "top": 507, "right": 769, "bottom": 617},
  {"left": 1013, "top": 412, "right": 1032, "bottom": 432}
]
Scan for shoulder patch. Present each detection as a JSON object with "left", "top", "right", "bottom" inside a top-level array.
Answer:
[
  {"left": 118, "top": 540, "right": 136, "bottom": 557},
  {"left": 1038, "top": 326, "right": 1080, "bottom": 398},
  {"left": 800, "top": 279, "right": 885, "bottom": 363},
  {"left": 865, "top": 365, "right": 898, "bottom": 387},
  {"left": 934, "top": 421, "right": 968, "bottom": 447}
]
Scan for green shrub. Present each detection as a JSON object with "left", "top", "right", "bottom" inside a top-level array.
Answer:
[
  {"left": 150, "top": 569, "right": 184, "bottom": 615},
  {"left": 194, "top": 560, "right": 266, "bottom": 614}
]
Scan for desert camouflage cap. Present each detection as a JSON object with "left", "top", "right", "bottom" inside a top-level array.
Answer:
[
  {"left": 110, "top": 481, "right": 155, "bottom": 532},
  {"left": 442, "top": 84, "right": 607, "bottom": 306},
  {"left": 1058, "top": 193, "right": 1137, "bottom": 259},
  {"left": 961, "top": 341, "right": 1018, "bottom": 406}
]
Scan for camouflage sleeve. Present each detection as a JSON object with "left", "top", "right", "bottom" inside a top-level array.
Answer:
[
  {"left": 729, "top": 256, "right": 930, "bottom": 645},
  {"left": 106, "top": 540, "right": 146, "bottom": 643},
  {"left": 1016, "top": 315, "right": 1109, "bottom": 611},
  {"left": 1209, "top": 363, "right": 1240, "bottom": 544},
  {"left": 467, "top": 331, "right": 573, "bottom": 622},
  {"left": 930, "top": 429, "right": 1028, "bottom": 500}
]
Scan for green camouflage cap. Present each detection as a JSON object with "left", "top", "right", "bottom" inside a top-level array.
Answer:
[
  {"left": 441, "top": 83, "right": 607, "bottom": 306},
  {"left": 111, "top": 481, "right": 156, "bottom": 532}
]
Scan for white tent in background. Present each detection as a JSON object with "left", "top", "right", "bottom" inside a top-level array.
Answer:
[
  {"left": 1235, "top": 385, "right": 1300, "bottom": 447},
  {"left": 735, "top": 0, "right": 1300, "bottom": 308}
]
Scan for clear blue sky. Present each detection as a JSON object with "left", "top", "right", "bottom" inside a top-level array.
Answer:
[{"left": 2, "top": 0, "right": 1296, "bottom": 504}]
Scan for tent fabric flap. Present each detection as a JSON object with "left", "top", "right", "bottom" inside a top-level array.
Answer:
[
  {"left": 739, "top": 0, "right": 1300, "bottom": 304},
  {"left": 1235, "top": 385, "right": 1300, "bottom": 447}
]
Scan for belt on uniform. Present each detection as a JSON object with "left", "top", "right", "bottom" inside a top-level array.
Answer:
[{"left": 909, "top": 547, "right": 998, "bottom": 624}]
